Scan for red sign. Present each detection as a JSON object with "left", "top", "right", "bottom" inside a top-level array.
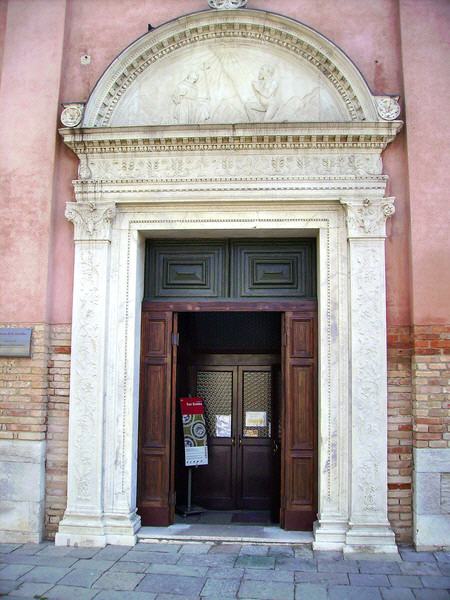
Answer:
[{"left": 180, "top": 397, "right": 204, "bottom": 416}]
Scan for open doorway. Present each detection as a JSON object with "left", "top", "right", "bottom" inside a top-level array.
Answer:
[{"left": 175, "top": 312, "right": 282, "bottom": 527}]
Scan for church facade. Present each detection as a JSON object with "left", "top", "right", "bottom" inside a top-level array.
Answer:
[{"left": 0, "top": 0, "right": 449, "bottom": 552}]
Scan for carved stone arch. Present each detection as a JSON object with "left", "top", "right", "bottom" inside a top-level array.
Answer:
[{"left": 82, "top": 9, "right": 385, "bottom": 128}]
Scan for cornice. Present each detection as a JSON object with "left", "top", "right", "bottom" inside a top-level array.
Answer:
[{"left": 60, "top": 121, "right": 403, "bottom": 156}]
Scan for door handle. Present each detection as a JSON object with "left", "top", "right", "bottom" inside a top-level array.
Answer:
[
  {"left": 231, "top": 437, "right": 236, "bottom": 446},
  {"left": 272, "top": 440, "right": 279, "bottom": 455},
  {"left": 239, "top": 435, "right": 242, "bottom": 447}
]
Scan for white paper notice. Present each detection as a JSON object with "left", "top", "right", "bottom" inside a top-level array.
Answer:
[
  {"left": 184, "top": 445, "right": 208, "bottom": 466},
  {"left": 245, "top": 411, "right": 267, "bottom": 427},
  {"left": 215, "top": 415, "right": 232, "bottom": 437}
]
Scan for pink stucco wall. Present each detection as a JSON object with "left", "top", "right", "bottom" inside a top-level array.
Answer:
[{"left": 1, "top": 0, "right": 448, "bottom": 328}]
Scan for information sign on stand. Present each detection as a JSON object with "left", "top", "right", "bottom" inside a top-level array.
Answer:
[
  {"left": 177, "top": 397, "right": 208, "bottom": 518},
  {"left": 180, "top": 397, "right": 208, "bottom": 466}
]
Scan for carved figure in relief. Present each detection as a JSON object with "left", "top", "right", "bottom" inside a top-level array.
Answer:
[
  {"left": 172, "top": 71, "right": 210, "bottom": 124},
  {"left": 245, "top": 64, "right": 280, "bottom": 121}
]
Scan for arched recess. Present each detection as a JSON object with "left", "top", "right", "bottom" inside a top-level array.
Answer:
[
  {"left": 81, "top": 9, "right": 384, "bottom": 128},
  {"left": 56, "top": 7, "right": 402, "bottom": 553}
]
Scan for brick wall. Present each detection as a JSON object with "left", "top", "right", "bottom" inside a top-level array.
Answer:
[
  {"left": 45, "top": 325, "right": 71, "bottom": 539},
  {"left": 387, "top": 326, "right": 413, "bottom": 543},
  {"left": 412, "top": 325, "right": 450, "bottom": 450},
  {"left": 0, "top": 323, "right": 49, "bottom": 443}
]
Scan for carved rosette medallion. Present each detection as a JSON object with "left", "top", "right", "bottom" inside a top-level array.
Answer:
[
  {"left": 208, "top": 0, "right": 247, "bottom": 8},
  {"left": 375, "top": 96, "right": 401, "bottom": 121},
  {"left": 61, "top": 103, "right": 84, "bottom": 127},
  {"left": 65, "top": 202, "right": 116, "bottom": 242},
  {"left": 341, "top": 197, "right": 395, "bottom": 238}
]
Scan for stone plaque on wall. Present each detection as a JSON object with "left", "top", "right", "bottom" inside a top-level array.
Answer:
[{"left": 0, "top": 328, "right": 32, "bottom": 357}]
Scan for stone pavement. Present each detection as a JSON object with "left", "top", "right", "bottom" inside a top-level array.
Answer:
[{"left": 0, "top": 541, "right": 449, "bottom": 600}]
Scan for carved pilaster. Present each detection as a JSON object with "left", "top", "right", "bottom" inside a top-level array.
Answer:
[
  {"left": 341, "top": 197, "right": 395, "bottom": 238},
  {"left": 56, "top": 200, "right": 129, "bottom": 546},
  {"left": 342, "top": 197, "right": 397, "bottom": 553},
  {"left": 65, "top": 201, "right": 116, "bottom": 242}
]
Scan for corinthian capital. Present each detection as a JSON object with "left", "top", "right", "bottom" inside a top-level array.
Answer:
[
  {"left": 341, "top": 197, "right": 395, "bottom": 238},
  {"left": 65, "top": 201, "right": 116, "bottom": 242}
]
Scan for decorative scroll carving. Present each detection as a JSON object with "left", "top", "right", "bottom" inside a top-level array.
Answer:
[
  {"left": 375, "top": 96, "right": 401, "bottom": 121},
  {"left": 209, "top": 0, "right": 247, "bottom": 8},
  {"left": 341, "top": 197, "right": 395, "bottom": 237},
  {"left": 65, "top": 202, "right": 116, "bottom": 242},
  {"left": 350, "top": 243, "right": 387, "bottom": 518},
  {"left": 61, "top": 103, "right": 84, "bottom": 127}
]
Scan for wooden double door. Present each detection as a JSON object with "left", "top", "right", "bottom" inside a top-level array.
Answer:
[
  {"left": 138, "top": 305, "right": 317, "bottom": 530},
  {"left": 190, "top": 361, "right": 280, "bottom": 513}
]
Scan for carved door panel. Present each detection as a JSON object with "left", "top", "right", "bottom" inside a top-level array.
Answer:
[
  {"left": 281, "top": 311, "right": 317, "bottom": 530},
  {"left": 138, "top": 310, "right": 177, "bottom": 525}
]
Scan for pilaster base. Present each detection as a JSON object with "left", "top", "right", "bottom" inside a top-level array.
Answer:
[
  {"left": 344, "top": 522, "right": 398, "bottom": 555},
  {"left": 55, "top": 510, "right": 140, "bottom": 547},
  {"left": 312, "top": 519, "right": 347, "bottom": 550}
]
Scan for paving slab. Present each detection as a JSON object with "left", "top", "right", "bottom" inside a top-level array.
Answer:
[
  {"left": 201, "top": 577, "right": 240, "bottom": 596},
  {"left": 94, "top": 545, "right": 131, "bottom": 560},
  {"left": 67, "top": 547, "right": 101, "bottom": 559},
  {"left": 238, "top": 578, "right": 294, "bottom": 599},
  {"left": 20, "top": 565, "right": 72, "bottom": 583},
  {"left": 7, "top": 581, "right": 54, "bottom": 597},
  {"left": 95, "top": 591, "right": 157, "bottom": 600},
  {"left": 239, "top": 545, "right": 268, "bottom": 556},
  {"left": 295, "top": 571, "right": 349, "bottom": 585},
  {"left": 10, "top": 543, "right": 50, "bottom": 556},
  {"left": 137, "top": 573, "right": 206, "bottom": 595},
  {"left": 400, "top": 561, "right": 442, "bottom": 575},
  {"left": 0, "top": 545, "right": 22, "bottom": 554},
  {"left": 57, "top": 567, "right": 104, "bottom": 587},
  {"left": 72, "top": 558, "right": 117, "bottom": 571},
  {"left": 388, "top": 574, "right": 423, "bottom": 588},
  {"left": 206, "top": 567, "right": 244, "bottom": 579},
  {"left": 179, "top": 543, "right": 212, "bottom": 554},
  {"left": 329, "top": 585, "right": 383, "bottom": 599},
  {"left": 318, "top": 559, "right": 359, "bottom": 573},
  {"left": 0, "top": 563, "right": 34, "bottom": 580},
  {"left": 44, "top": 584, "right": 100, "bottom": 599},
  {"left": 0, "top": 579, "right": 19, "bottom": 595},
  {"left": 420, "top": 575, "right": 450, "bottom": 588},
  {"left": 244, "top": 567, "right": 293, "bottom": 582},
  {"left": 235, "top": 555, "right": 275, "bottom": 569},
  {"left": 92, "top": 571, "right": 145, "bottom": 590},
  {"left": 136, "top": 543, "right": 181, "bottom": 553},
  {"left": 146, "top": 563, "right": 208, "bottom": 577},
  {"left": 154, "top": 595, "right": 200, "bottom": 600},
  {"left": 380, "top": 588, "right": 415, "bottom": 600},
  {"left": 400, "top": 551, "right": 436, "bottom": 563},
  {"left": 110, "top": 560, "right": 149, "bottom": 573},
  {"left": 276, "top": 556, "right": 317, "bottom": 572},
  {"left": 295, "top": 582, "right": 328, "bottom": 600},
  {"left": 349, "top": 573, "right": 390, "bottom": 586},
  {"left": 124, "top": 551, "right": 180, "bottom": 565},
  {"left": 359, "top": 560, "right": 401, "bottom": 574},
  {"left": 209, "top": 544, "right": 241, "bottom": 554},
  {"left": 413, "top": 591, "right": 450, "bottom": 600},
  {"left": 268, "top": 545, "right": 294, "bottom": 557},
  {"left": 435, "top": 552, "right": 450, "bottom": 563},
  {"left": 438, "top": 563, "right": 450, "bottom": 576},
  {"left": 178, "top": 553, "right": 236, "bottom": 567}
]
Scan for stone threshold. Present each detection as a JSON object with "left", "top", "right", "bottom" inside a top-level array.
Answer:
[{"left": 137, "top": 524, "right": 313, "bottom": 545}]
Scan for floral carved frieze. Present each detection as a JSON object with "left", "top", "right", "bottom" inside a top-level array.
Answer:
[
  {"left": 83, "top": 153, "right": 383, "bottom": 182},
  {"left": 65, "top": 202, "right": 116, "bottom": 242},
  {"left": 341, "top": 197, "right": 395, "bottom": 238},
  {"left": 208, "top": 0, "right": 248, "bottom": 8}
]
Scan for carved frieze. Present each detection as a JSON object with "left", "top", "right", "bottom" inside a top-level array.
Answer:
[
  {"left": 83, "top": 153, "right": 383, "bottom": 182},
  {"left": 65, "top": 202, "right": 116, "bottom": 242},
  {"left": 341, "top": 197, "right": 395, "bottom": 238}
]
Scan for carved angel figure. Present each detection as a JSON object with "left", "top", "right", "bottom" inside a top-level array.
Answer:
[{"left": 171, "top": 72, "right": 210, "bottom": 124}]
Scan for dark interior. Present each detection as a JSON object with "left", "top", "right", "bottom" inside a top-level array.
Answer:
[{"left": 175, "top": 312, "right": 282, "bottom": 525}]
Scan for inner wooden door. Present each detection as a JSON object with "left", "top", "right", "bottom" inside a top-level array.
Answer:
[{"left": 190, "top": 362, "right": 280, "bottom": 511}]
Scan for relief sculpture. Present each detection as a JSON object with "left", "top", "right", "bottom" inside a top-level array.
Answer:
[{"left": 112, "top": 44, "right": 347, "bottom": 126}]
